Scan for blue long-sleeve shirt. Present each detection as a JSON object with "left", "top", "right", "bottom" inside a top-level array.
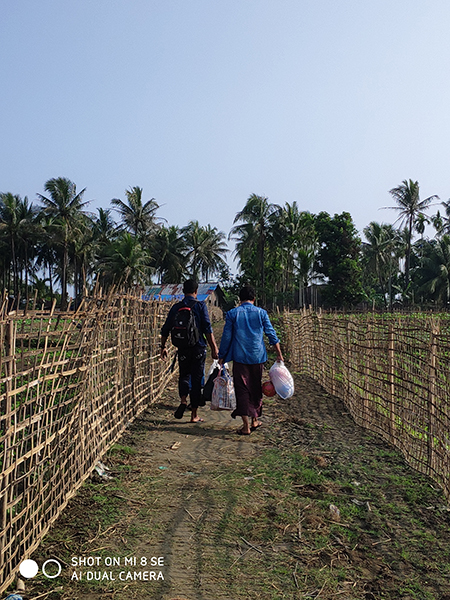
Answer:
[{"left": 219, "top": 302, "right": 280, "bottom": 364}]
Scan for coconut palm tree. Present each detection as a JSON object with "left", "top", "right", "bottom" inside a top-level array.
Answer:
[
  {"left": 182, "top": 221, "right": 228, "bottom": 282},
  {"left": 385, "top": 180, "right": 438, "bottom": 290},
  {"left": 71, "top": 214, "right": 96, "bottom": 299},
  {"left": 37, "top": 177, "right": 90, "bottom": 309},
  {"left": 151, "top": 225, "right": 187, "bottom": 283},
  {"left": 416, "top": 235, "right": 450, "bottom": 305},
  {"left": 15, "top": 196, "right": 41, "bottom": 305},
  {"left": 363, "top": 222, "right": 403, "bottom": 309},
  {"left": 197, "top": 224, "right": 228, "bottom": 282},
  {"left": 92, "top": 208, "right": 118, "bottom": 248},
  {"left": 0, "top": 192, "right": 22, "bottom": 296},
  {"left": 35, "top": 214, "right": 60, "bottom": 301},
  {"left": 0, "top": 193, "right": 39, "bottom": 300},
  {"left": 279, "top": 204, "right": 317, "bottom": 299},
  {"left": 111, "top": 187, "right": 163, "bottom": 240},
  {"left": 96, "top": 232, "right": 151, "bottom": 288},
  {"left": 229, "top": 194, "right": 281, "bottom": 298}
]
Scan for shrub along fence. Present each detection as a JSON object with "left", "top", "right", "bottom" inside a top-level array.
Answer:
[
  {"left": 281, "top": 309, "right": 450, "bottom": 501},
  {"left": 0, "top": 292, "right": 175, "bottom": 592}
]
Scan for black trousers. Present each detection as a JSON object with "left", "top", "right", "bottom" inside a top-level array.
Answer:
[{"left": 178, "top": 346, "right": 206, "bottom": 408}]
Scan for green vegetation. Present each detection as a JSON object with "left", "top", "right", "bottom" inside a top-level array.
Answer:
[{"left": 2, "top": 176, "right": 450, "bottom": 310}]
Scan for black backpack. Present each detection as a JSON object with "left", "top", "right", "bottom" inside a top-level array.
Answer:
[{"left": 170, "top": 303, "right": 200, "bottom": 348}]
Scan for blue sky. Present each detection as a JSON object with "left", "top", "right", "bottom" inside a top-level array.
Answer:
[{"left": 2, "top": 0, "right": 450, "bottom": 271}]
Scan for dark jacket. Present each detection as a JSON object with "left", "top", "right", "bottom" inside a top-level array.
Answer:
[{"left": 161, "top": 295, "right": 212, "bottom": 348}]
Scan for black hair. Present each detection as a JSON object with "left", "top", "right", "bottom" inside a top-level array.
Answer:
[
  {"left": 183, "top": 279, "right": 199, "bottom": 294},
  {"left": 239, "top": 285, "right": 256, "bottom": 301}
]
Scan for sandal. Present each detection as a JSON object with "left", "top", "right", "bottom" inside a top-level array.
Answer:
[
  {"left": 174, "top": 403, "right": 187, "bottom": 419},
  {"left": 250, "top": 422, "right": 262, "bottom": 431},
  {"left": 236, "top": 428, "right": 251, "bottom": 436}
]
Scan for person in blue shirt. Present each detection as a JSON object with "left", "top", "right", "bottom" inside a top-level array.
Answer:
[
  {"left": 160, "top": 279, "right": 219, "bottom": 422},
  {"left": 219, "top": 285, "right": 284, "bottom": 435}
]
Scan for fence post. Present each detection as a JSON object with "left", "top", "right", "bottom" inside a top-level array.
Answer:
[
  {"left": 317, "top": 310, "right": 323, "bottom": 385},
  {"left": 345, "top": 317, "right": 352, "bottom": 407},
  {"left": 388, "top": 320, "right": 396, "bottom": 441},
  {"left": 363, "top": 317, "right": 372, "bottom": 426},
  {"left": 427, "top": 318, "right": 438, "bottom": 477},
  {"left": 1, "top": 319, "right": 16, "bottom": 580}
]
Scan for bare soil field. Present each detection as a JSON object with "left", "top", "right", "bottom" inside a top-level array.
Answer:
[{"left": 26, "top": 355, "right": 450, "bottom": 600}]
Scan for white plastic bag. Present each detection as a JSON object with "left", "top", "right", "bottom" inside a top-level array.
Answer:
[
  {"left": 269, "top": 361, "right": 294, "bottom": 399},
  {"left": 211, "top": 366, "right": 236, "bottom": 411},
  {"left": 207, "top": 359, "right": 220, "bottom": 378}
]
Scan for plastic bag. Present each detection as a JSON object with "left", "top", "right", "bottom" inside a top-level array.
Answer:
[
  {"left": 269, "top": 361, "right": 294, "bottom": 399},
  {"left": 211, "top": 366, "right": 236, "bottom": 411},
  {"left": 202, "top": 359, "right": 220, "bottom": 403},
  {"left": 207, "top": 359, "right": 220, "bottom": 378}
]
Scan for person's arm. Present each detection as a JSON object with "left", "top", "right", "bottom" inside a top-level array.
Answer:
[
  {"left": 218, "top": 312, "right": 233, "bottom": 365},
  {"left": 160, "top": 305, "right": 177, "bottom": 359},
  {"left": 206, "top": 332, "right": 219, "bottom": 360},
  {"left": 262, "top": 311, "right": 284, "bottom": 361},
  {"left": 273, "top": 341, "right": 284, "bottom": 362},
  {"left": 160, "top": 334, "right": 169, "bottom": 360},
  {"left": 198, "top": 302, "right": 219, "bottom": 359}
]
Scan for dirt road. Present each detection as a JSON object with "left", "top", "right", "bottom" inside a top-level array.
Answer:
[{"left": 29, "top": 366, "right": 450, "bottom": 600}]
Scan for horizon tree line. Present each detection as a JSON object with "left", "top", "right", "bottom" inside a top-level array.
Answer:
[
  {"left": 1, "top": 176, "right": 450, "bottom": 310},
  {"left": 0, "top": 178, "right": 229, "bottom": 309}
]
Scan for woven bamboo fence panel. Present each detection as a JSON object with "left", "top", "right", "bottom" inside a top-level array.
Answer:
[
  {"left": 281, "top": 310, "right": 450, "bottom": 501},
  {"left": 0, "top": 293, "right": 175, "bottom": 592}
]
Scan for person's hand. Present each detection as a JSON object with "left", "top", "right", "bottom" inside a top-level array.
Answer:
[
  {"left": 160, "top": 347, "right": 168, "bottom": 360},
  {"left": 276, "top": 353, "right": 284, "bottom": 363},
  {"left": 218, "top": 358, "right": 224, "bottom": 366},
  {"left": 211, "top": 346, "right": 219, "bottom": 360}
]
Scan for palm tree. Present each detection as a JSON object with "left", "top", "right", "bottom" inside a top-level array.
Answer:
[
  {"left": 229, "top": 194, "right": 281, "bottom": 298},
  {"left": 431, "top": 200, "right": 450, "bottom": 237},
  {"left": 182, "top": 221, "right": 228, "bottom": 282},
  {"left": 92, "top": 208, "right": 118, "bottom": 248},
  {"left": 111, "top": 187, "right": 163, "bottom": 239},
  {"left": 16, "top": 196, "right": 41, "bottom": 305},
  {"left": 275, "top": 202, "right": 301, "bottom": 294},
  {"left": 385, "top": 180, "right": 438, "bottom": 290},
  {"left": 363, "top": 222, "right": 403, "bottom": 309},
  {"left": 37, "top": 177, "right": 89, "bottom": 309},
  {"left": 416, "top": 235, "right": 450, "bottom": 305},
  {"left": 35, "top": 214, "right": 59, "bottom": 301},
  {"left": 71, "top": 214, "right": 96, "bottom": 299},
  {"left": 0, "top": 192, "right": 22, "bottom": 296},
  {"left": 197, "top": 224, "right": 228, "bottom": 282},
  {"left": 151, "top": 225, "right": 187, "bottom": 283},
  {"left": 96, "top": 232, "right": 151, "bottom": 288},
  {"left": 0, "top": 193, "right": 39, "bottom": 300},
  {"left": 278, "top": 204, "right": 317, "bottom": 302}
]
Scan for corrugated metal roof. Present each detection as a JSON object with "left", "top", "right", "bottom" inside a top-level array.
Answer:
[{"left": 142, "top": 283, "right": 220, "bottom": 302}]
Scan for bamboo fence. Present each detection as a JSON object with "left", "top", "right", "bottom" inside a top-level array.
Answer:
[
  {"left": 0, "top": 292, "right": 176, "bottom": 592},
  {"left": 281, "top": 309, "right": 450, "bottom": 501}
]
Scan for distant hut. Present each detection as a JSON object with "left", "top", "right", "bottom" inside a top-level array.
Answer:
[{"left": 142, "top": 283, "right": 225, "bottom": 321}]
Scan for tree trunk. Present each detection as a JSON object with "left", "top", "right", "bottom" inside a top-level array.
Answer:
[{"left": 61, "top": 242, "right": 68, "bottom": 310}]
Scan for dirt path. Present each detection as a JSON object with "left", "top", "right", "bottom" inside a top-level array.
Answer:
[{"left": 29, "top": 358, "right": 450, "bottom": 600}]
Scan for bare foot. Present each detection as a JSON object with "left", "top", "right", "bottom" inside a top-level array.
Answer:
[
  {"left": 236, "top": 428, "right": 251, "bottom": 435},
  {"left": 190, "top": 417, "right": 204, "bottom": 423}
]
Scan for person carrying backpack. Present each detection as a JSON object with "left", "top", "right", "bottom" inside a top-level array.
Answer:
[{"left": 160, "top": 279, "right": 219, "bottom": 422}]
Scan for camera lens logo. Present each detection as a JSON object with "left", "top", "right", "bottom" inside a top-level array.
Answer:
[{"left": 19, "top": 559, "right": 62, "bottom": 579}]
